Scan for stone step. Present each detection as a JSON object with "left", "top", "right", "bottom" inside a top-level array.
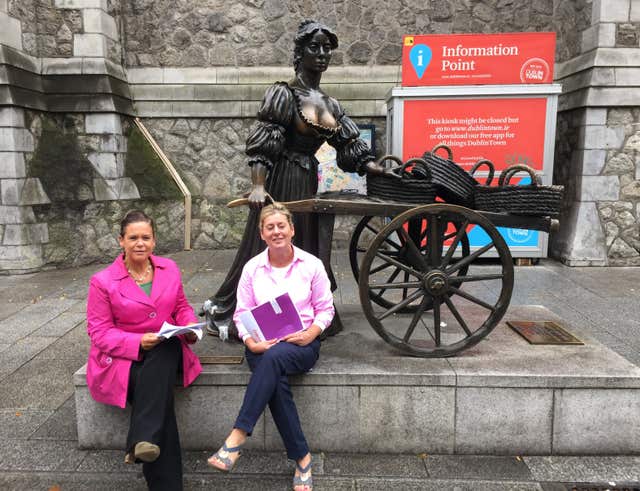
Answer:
[
  {"left": 74, "top": 305, "right": 640, "bottom": 455},
  {"left": 0, "top": 472, "right": 546, "bottom": 491}
]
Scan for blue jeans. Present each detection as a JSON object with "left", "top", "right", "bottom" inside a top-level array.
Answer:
[{"left": 234, "top": 339, "right": 320, "bottom": 460}]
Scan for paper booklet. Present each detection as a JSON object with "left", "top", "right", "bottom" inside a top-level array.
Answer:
[
  {"left": 239, "top": 293, "right": 304, "bottom": 342},
  {"left": 158, "top": 321, "right": 206, "bottom": 340}
]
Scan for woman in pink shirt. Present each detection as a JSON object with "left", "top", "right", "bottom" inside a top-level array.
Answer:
[
  {"left": 207, "top": 203, "right": 334, "bottom": 491},
  {"left": 86, "top": 210, "right": 202, "bottom": 490}
]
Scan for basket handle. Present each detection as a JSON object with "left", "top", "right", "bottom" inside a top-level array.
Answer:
[
  {"left": 430, "top": 143, "right": 454, "bottom": 161},
  {"left": 400, "top": 157, "right": 432, "bottom": 180},
  {"left": 498, "top": 164, "right": 540, "bottom": 187},
  {"left": 375, "top": 154, "right": 404, "bottom": 169},
  {"left": 469, "top": 159, "right": 495, "bottom": 185}
]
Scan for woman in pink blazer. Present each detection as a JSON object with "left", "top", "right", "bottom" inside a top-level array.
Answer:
[{"left": 86, "top": 210, "right": 201, "bottom": 491}]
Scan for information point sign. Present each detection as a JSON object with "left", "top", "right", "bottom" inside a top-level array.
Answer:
[
  {"left": 402, "top": 32, "right": 556, "bottom": 87},
  {"left": 389, "top": 31, "right": 559, "bottom": 258}
]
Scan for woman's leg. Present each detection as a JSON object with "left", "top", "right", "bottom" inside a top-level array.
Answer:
[
  {"left": 264, "top": 340, "right": 319, "bottom": 460},
  {"left": 127, "top": 337, "right": 183, "bottom": 490},
  {"left": 234, "top": 340, "right": 319, "bottom": 442}
]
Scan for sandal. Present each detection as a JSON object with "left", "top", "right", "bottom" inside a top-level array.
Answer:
[
  {"left": 207, "top": 442, "right": 242, "bottom": 472},
  {"left": 292, "top": 457, "right": 313, "bottom": 491}
]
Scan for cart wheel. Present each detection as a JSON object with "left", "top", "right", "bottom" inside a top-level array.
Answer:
[
  {"left": 349, "top": 215, "right": 470, "bottom": 312},
  {"left": 358, "top": 204, "right": 514, "bottom": 357}
]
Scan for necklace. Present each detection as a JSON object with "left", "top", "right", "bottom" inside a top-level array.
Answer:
[{"left": 127, "top": 260, "right": 152, "bottom": 283}]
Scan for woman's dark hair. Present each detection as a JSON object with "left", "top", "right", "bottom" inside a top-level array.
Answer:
[
  {"left": 293, "top": 20, "right": 338, "bottom": 72},
  {"left": 119, "top": 209, "right": 155, "bottom": 237}
]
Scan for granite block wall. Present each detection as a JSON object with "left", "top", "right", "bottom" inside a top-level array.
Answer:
[{"left": 4, "top": 0, "right": 640, "bottom": 271}]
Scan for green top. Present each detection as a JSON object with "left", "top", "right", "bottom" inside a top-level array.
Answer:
[{"left": 139, "top": 281, "right": 152, "bottom": 297}]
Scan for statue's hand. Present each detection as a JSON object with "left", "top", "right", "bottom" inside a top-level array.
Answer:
[
  {"left": 364, "top": 161, "right": 401, "bottom": 179},
  {"left": 248, "top": 185, "right": 267, "bottom": 209}
]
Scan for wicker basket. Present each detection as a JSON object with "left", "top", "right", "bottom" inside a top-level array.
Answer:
[
  {"left": 367, "top": 155, "right": 436, "bottom": 204},
  {"left": 469, "top": 159, "right": 495, "bottom": 186},
  {"left": 474, "top": 164, "right": 564, "bottom": 217},
  {"left": 422, "top": 144, "right": 478, "bottom": 206}
]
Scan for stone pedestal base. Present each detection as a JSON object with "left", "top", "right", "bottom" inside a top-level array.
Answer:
[{"left": 74, "top": 305, "right": 640, "bottom": 455}]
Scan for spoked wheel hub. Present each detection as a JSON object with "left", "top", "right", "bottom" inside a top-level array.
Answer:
[{"left": 423, "top": 270, "right": 448, "bottom": 295}]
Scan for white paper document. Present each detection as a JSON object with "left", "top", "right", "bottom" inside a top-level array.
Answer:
[{"left": 158, "top": 321, "right": 206, "bottom": 340}]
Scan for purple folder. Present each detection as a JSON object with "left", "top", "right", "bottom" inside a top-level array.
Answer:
[{"left": 239, "top": 292, "right": 303, "bottom": 341}]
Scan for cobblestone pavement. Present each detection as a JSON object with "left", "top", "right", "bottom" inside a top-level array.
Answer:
[{"left": 0, "top": 250, "right": 639, "bottom": 489}]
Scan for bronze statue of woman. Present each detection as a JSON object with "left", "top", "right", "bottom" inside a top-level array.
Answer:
[{"left": 207, "top": 20, "right": 392, "bottom": 337}]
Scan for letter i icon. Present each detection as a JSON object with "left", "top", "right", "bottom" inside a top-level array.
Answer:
[{"left": 409, "top": 44, "right": 431, "bottom": 79}]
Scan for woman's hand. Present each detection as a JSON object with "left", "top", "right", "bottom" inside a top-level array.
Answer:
[
  {"left": 245, "top": 337, "right": 278, "bottom": 354},
  {"left": 140, "top": 333, "right": 162, "bottom": 351},
  {"left": 183, "top": 322, "right": 200, "bottom": 343},
  {"left": 184, "top": 331, "right": 198, "bottom": 343},
  {"left": 282, "top": 325, "right": 321, "bottom": 346}
]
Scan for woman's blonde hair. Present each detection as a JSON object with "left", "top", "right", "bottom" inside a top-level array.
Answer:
[{"left": 258, "top": 202, "right": 293, "bottom": 230}]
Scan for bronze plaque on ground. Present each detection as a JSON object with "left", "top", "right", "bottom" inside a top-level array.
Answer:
[
  {"left": 507, "top": 320, "right": 584, "bottom": 345},
  {"left": 199, "top": 355, "right": 244, "bottom": 364}
]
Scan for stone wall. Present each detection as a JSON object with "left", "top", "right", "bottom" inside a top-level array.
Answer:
[
  {"left": 6, "top": 0, "right": 640, "bottom": 271},
  {"left": 599, "top": 108, "right": 640, "bottom": 265},
  {"left": 551, "top": 0, "right": 640, "bottom": 266},
  {"left": 121, "top": 0, "right": 585, "bottom": 67},
  {"left": 19, "top": 111, "right": 185, "bottom": 268}
]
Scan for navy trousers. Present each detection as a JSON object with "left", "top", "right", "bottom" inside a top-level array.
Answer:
[
  {"left": 234, "top": 339, "right": 320, "bottom": 460},
  {"left": 127, "top": 337, "right": 183, "bottom": 491}
]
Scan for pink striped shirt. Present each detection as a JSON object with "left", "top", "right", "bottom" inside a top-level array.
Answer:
[{"left": 233, "top": 245, "right": 335, "bottom": 342}]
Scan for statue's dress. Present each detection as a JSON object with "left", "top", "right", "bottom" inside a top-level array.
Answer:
[{"left": 210, "top": 81, "right": 374, "bottom": 328}]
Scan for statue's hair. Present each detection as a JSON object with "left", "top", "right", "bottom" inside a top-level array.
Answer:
[{"left": 293, "top": 20, "right": 338, "bottom": 72}]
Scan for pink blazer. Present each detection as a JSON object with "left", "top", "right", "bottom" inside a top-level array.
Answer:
[{"left": 86, "top": 254, "right": 202, "bottom": 408}]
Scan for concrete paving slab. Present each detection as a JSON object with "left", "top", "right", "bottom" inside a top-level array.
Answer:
[
  {"left": 0, "top": 471, "right": 147, "bottom": 491},
  {"left": 323, "top": 452, "right": 427, "bottom": 478},
  {"left": 524, "top": 455, "right": 640, "bottom": 482},
  {"left": 0, "top": 336, "right": 57, "bottom": 382},
  {"left": 355, "top": 478, "right": 542, "bottom": 490},
  {"left": 33, "top": 323, "right": 89, "bottom": 364},
  {"left": 0, "top": 301, "right": 28, "bottom": 322},
  {"left": 75, "top": 449, "right": 138, "bottom": 473},
  {"left": 30, "top": 395, "right": 77, "bottom": 441},
  {"left": 0, "top": 297, "right": 79, "bottom": 343},
  {"left": 190, "top": 449, "right": 312, "bottom": 475},
  {"left": 0, "top": 439, "right": 86, "bottom": 471},
  {"left": 0, "top": 357, "right": 78, "bottom": 409},
  {"left": 184, "top": 474, "right": 354, "bottom": 491},
  {"left": 0, "top": 409, "right": 53, "bottom": 438},
  {"left": 424, "top": 455, "right": 533, "bottom": 480},
  {"left": 31, "top": 311, "right": 86, "bottom": 337}
]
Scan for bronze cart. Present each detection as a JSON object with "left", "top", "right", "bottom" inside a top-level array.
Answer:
[{"left": 231, "top": 195, "right": 558, "bottom": 358}]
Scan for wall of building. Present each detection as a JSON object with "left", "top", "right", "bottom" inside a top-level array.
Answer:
[
  {"left": 3, "top": 0, "right": 640, "bottom": 272},
  {"left": 551, "top": 0, "right": 640, "bottom": 265}
]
